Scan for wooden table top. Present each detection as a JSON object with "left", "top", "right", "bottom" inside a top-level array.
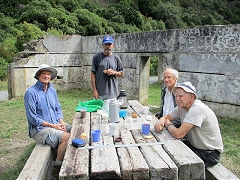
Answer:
[{"left": 59, "top": 100, "right": 205, "bottom": 179}]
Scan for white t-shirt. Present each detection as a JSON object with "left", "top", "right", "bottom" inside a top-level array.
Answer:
[
  {"left": 170, "top": 100, "right": 223, "bottom": 152},
  {"left": 162, "top": 88, "right": 175, "bottom": 116}
]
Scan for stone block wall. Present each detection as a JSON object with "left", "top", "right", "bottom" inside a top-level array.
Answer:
[{"left": 9, "top": 24, "right": 240, "bottom": 118}]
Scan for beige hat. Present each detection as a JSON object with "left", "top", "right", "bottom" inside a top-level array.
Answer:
[
  {"left": 173, "top": 81, "right": 197, "bottom": 97},
  {"left": 34, "top": 64, "right": 57, "bottom": 80}
]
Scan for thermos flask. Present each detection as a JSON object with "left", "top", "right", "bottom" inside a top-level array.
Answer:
[{"left": 109, "top": 99, "right": 120, "bottom": 123}]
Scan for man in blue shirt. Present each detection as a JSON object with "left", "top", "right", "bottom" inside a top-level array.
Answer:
[{"left": 24, "top": 64, "right": 71, "bottom": 177}]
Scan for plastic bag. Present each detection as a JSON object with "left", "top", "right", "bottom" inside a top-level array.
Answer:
[{"left": 76, "top": 99, "right": 104, "bottom": 112}]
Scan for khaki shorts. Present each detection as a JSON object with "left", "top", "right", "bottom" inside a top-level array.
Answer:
[{"left": 32, "top": 123, "right": 72, "bottom": 148}]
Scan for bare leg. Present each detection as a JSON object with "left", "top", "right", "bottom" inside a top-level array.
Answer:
[{"left": 56, "top": 132, "right": 70, "bottom": 161}]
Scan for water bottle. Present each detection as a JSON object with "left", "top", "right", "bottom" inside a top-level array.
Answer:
[{"left": 117, "top": 90, "right": 128, "bottom": 109}]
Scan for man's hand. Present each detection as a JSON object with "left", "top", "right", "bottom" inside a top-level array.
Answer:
[
  {"left": 53, "top": 124, "right": 66, "bottom": 131},
  {"left": 154, "top": 117, "right": 165, "bottom": 133},
  {"left": 60, "top": 123, "right": 67, "bottom": 132},
  {"left": 104, "top": 68, "right": 116, "bottom": 76},
  {"left": 93, "top": 89, "right": 99, "bottom": 99}
]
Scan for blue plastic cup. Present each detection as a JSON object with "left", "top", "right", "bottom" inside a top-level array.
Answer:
[
  {"left": 91, "top": 130, "right": 101, "bottom": 142},
  {"left": 119, "top": 110, "right": 127, "bottom": 118},
  {"left": 142, "top": 123, "right": 150, "bottom": 135}
]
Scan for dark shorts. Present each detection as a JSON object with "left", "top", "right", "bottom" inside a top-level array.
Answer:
[
  {"left": 182, "top": 140, "right": 220, "bottom": 167},
  {"left": 32, "top": 123, "right": 72, "bottom": 148}
]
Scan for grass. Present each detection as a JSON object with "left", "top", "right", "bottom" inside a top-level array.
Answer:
[
  {"left": 0, "top": 80, "right": 7, "bottom": 91},
  {"left": 0, "top": 82, "right": 239, "bottom": 179}
]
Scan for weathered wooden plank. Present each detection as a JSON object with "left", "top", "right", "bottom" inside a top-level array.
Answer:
[
  {"left": 115, "top": 140, "right": 133, "bottom": 180},
  {"left": 90, "top": 112, "right": 121, "bottom": 179},
  {"left": 131, "top": 129, "right": 178, "bottom": 180},
  {"left": 161, "top": 140, "right": 205, "bottom": 180},
  {"left": 60, "top": 112, "right": 90, "bottom": 180},
  {"left": 120, "top": 128, "right": 149, "bottom": 179}
]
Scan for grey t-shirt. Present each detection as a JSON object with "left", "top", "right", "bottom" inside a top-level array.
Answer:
[
  {"left": 170, "top": 100, "right": 224, "bottom": 152},
  {"left": 91, "top": 52, "right": 123, "bottom": 100}
]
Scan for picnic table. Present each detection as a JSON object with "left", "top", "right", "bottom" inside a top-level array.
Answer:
[{"left": 59, "top": 100, "right": 205, "bottom": 179}]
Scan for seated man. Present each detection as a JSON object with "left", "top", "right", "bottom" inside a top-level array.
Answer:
[
  {"left": 155, "top": 67, "right": 181, "bottom": 127},
  {"left": 24, "top": 64, "right": 72, "bottom": 177},
  {"left": 154, "top": 82, "right": 223, "bottom": 167}
]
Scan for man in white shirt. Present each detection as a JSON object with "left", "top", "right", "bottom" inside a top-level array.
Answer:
[
  {"left": 154, "top": 82, "right": 223, "bottom": 167},
  {"left": 155, "top": 67, "right": 181, "bottom": 127}
]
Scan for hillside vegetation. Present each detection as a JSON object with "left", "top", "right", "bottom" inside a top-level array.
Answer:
[{"left": 0, "top": 0, "right": 239, "bottom": 80}]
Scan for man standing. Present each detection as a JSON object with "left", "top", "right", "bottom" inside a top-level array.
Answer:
[
  {"left": 91, "top": 36, "right": 124, "bottom": 100},
  {"left": 155, "top": 67, "right": 180, "bottom": 127},
  {"left": 154, "top": 82, "right": 223, "bottom": 167},
  {"left": 24, "top": 64, "right": 71, "bottom": 177}
]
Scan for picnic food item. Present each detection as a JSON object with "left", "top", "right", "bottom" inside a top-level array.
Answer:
[
  {"left": 145, "top": 135, "right": 154, "bottom": 139},
  {"left": 103, "top": 70, "right": 108, "bottom": 73},
  {"left": 114, "top": 137, "right": 122, "bottom": 142},
  {"left": 132, "top": 112, "right": 137, "bottom": 118},
  {"left": 81, "top": 133, "right": 87, "bottom": 140}
]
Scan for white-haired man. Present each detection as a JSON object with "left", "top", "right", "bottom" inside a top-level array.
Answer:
[
  {"left": 155, "top": 67, "right": 181, "bottom": 127},
  {"left": 154, "top": 82, "right": 223, "bottom": 167},
  {"left": 24, "top": 64, "right": 72, "bottom": 178}
]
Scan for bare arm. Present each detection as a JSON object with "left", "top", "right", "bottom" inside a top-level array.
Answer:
[
  {"left": 154, "top": 114, "right": 174, "bottom": 133},
  {"left": 165, "top": 119, "right": 193, "bottom": 139},
  {"left": 91, "top": 72, "right": 99, "bottom": 99}
]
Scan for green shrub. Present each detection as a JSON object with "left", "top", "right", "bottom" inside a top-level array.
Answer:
[
  {"left": 18, "top": 0, "right": 52, "bottom": 30},
  {"left": 16, "top": 22, "right": 44, "bottom": 50},
  {"left": 110, "top": 22, "right": 140, "bottom": 34},
  {"left": 153, "top": 2, "right": 185, "bottom": 29},
  {"left": 73, "top": 8, "right": 111, "bottom": 35},
  {"left": 0, "top": 57, "right": 8, "bottom": 81},
  {"left": 0, "top": 13, "right": 18, "bottom": 42},
  {"left": 1, "top": 37, "right": 18, "bottom": 62},
  {"left": 60, "top": 0, "right": 82, "bottom": 12},
  {"left": 46, "top": 28, "right": 64, "bottom": 36},
  {"left": 150, "top": 56, "right": 158, "bottom": 76}
]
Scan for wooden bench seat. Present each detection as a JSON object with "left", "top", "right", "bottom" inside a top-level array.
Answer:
[
  {"left": 206, "top": 163, "right": 239, "bottom": 180},
  {"left": 17, "top": 143, "right": 53, "bottom": 180}
]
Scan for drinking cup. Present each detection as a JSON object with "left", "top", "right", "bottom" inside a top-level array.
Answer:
[
  {"left": 80, "top": 107, "right": 87, "bottom": 118},
  {"left": 91, "top": 130, "right": 101, "bottom": 142},
  {"left": 119, "top": 110, "right": 127, "bottom": 118},
  {"left": 142, "top": 123, "right": 150, "bottom": 134}
]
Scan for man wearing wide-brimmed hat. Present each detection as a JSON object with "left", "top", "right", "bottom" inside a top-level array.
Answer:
[
  {"left": 154, "top": 81, "right": 223, "bottom": 167},
  {"left": 24, "top": 64, "right": 72, "bottom": 178}
]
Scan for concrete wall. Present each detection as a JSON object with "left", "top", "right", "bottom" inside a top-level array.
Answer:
[{"left": 9, "top": 24, "right": 240, "bottom": 118}]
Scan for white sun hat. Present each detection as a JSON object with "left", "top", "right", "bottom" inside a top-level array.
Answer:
[
  {"left": 173, "top": 81, "right": 197, "bottom": 97},
  {"left": 34, "top": 64, "right": 57, "bottom": 80}
]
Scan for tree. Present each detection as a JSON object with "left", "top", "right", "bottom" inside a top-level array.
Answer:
[
  {"left": 18, "top": 0, "right": 52, "bottom": 30},
  {"left": 152, "top": 2, "right": 186, "bottom": 29},
  {"left": 16, "top": 22, "right": 44, "bottom": 50}
]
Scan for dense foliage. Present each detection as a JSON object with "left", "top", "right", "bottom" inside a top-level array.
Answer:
[{"left": 0, "top": 0, "right": 239, "bottom": 80}]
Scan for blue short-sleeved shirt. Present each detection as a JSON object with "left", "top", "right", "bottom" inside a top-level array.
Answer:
[
  {"left": 91, "top": 52, "right": 123, "bottom": 99},
  {"left": 24, "top": 80, "right": 63, "bottom": 137}
]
